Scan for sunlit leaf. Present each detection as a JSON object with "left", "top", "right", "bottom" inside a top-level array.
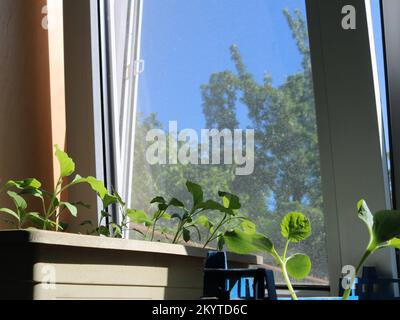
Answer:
[
  {"left": 6, "top": 178, "right": 41, "bottom": 190},
  {"left": 61, "top": 202, "right": 78, "bottom": 217},
  {"left": 240, "top": 220, "right": 257, "bottom": 234},
  {"left": 389, "top": 238, "right": 400, "bottom": 249},
  {"left": 219, "top": 191, "right": 241, "bottom": 210},
  {"left": 7, "top": 191, "right": 27, "bottom": 211},
  {"left": 127, "top": 209, "right": 152, "bottom": 227},
  {"left": 223, "top": 230, "right": 274, "bottom": 254},
  {"left": 55, "top": 145, "right": 75, "bottom": 178},
  {"left": 286, "top": 254, "right": 312, "bottom": 280},
  {"left": 0, "top": 208, "right": 20, "bottom": 222},
  {"left": 196, "top": 215, "right": 212, "bottom": 230},
  {"left": 84, "top": 176, "right": 108, "bottom": 199}
]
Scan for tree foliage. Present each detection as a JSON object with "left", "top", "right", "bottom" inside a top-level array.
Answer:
[{"left": 131, "top": 10, "right": 328, "bottom": 280}]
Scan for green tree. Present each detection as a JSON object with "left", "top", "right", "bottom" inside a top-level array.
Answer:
[
  {"left": 131, "top": 9, "right": 328, "bottom": 281},
  {"left": 199, "top": 9, "right": 327, "bottom": 279}
]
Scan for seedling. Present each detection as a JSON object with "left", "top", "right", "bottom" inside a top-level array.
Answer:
[
  {"left": 342, "top": 200, "right": 400, "bottom": 300},
  {"left": 0, "top": 145, "right": 103, "bottom": 231},
  {"left": 223, "top": 212, "right": 312, "bottom": 300},
  {"left": 130, "top": 181, "right": 254, "bottom": 247},
  {"left": 81, "top": 187, "right": 147, "bottom": 239}
]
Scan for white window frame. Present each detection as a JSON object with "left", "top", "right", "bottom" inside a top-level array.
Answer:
[
  {"left": 65, "top": 0, "right": 400, "bottom": 293},
  {"left": 306, "top": 0, "right": 398, "bottom": 294}
]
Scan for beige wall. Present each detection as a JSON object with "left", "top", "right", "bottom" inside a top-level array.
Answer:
[
  {"left": 0, "top": 0, "right": 99, "bottom": 231},
  {"left": 0, "top": 0, "right": 54, "bottom": 228}
]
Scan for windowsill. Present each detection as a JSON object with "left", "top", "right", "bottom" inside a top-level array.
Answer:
[
  {"left": 0, "top": 229, "right": 264, "bottom": 300},
  {"left": 0, "top": 229, "right": 263, "bottom": 265}
]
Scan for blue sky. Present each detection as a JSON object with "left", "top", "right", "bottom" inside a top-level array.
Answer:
[
  {"left": 137, "top": 0, "right": 308, "bottom": 132},
  {"left": 137, "top": 0, "right": 388, "bottom": 136}
]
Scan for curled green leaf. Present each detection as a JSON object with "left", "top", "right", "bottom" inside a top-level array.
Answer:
[{"left": 281, "top": 212, "right": 311, "bottom": 242}]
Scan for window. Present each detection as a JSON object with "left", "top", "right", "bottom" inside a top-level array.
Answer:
[{"left": 103, "top": 0, "right": 330, "bottom": 285}]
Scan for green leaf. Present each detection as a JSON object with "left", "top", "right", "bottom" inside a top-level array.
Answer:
[
  {"left": 186, "top": 181, "right": 203, "bottom": 207},
  {"left": 6, "top": 178, "right": 41, "bottom": 190},
  {"left": 286, "top": 254, "right": 312, "bottom": 280},
  {"left": 158, "top": 203, "right": 169, "bottom": 212},
  {"left": 196, "top": 215, "right": 212, "bottom": 230},
  {"left": 101, "top": 210, "right": 111, "bottom": 218},
  {"left": 113, "top": 190, "right": 126, "bottom": 206},
  {"left": 281, "top": 212, "right": 311, "bottom": 243},
  {"left": 219, "top": 192, "right": 241, "bottom": 210},
  {"left": 389, "top": 238, "right": 400, "bottom": 249},
  {"left": 26, "top": 213, "right": 60, "bottom": 230},
  {"left": 19, "top": 188, "right": 44, "bottom": 199},
  {"left": 217, "top": 236, "right": 225, "bottom": 251},
  {"left": 7, "top": 191, "right": 27, "bottom": 211},
  {"left": 55, "top": 145, "right": 75, "bottom": 178},
  {"left": 103, "top": 193, "right": 119, "bottom": 208},
  {"left": 183, "top": 228, "right": 191, "bottom": 243},
  {"left": 357, "top": 200, "right": 374, "bottom": 237},
  {"left": 74, "top": 201, "right": 91, "bottom": 209},
  {"left": 169, "top": 198, "right": 185, "bottom": 208},
  {"left": 61, "top": 202, "right": 78, "bottom": 217},
  {"left": 199, "top": 200, "right": 231, "bottom": 214},
  {"left": 0, "top": 208, "right": 20, "bottom": 222},
  {"left": 59, "top": 221, "right": 69, "bottom": 232},
  {"left": 127, "top": 209, "right": 152, "bottom": 226},
  {"left": 111, "top": 223, "right": 122, "bottom": 238},
  {"left": 223, "top": 230, "right": 274, "bottom": 255},
  {"left": 373, "top": 210, "right": 400, "bottom": 244},
  {"left": 98, "top": 226, "right": 110, "bottom": 237},
  {"left": 84, "top": 176, "right": 108, "bottom": 199},
  {"left": 151, "top": 197, "right": 166, "bottom": 204},
  {"left": 160, "top": 213, "right": 172, "bottom": 220},
  {"left": 251, "top": 233, "right": 275, "bottom": 253},
  {"left": 240, "top": 220, "right": 257, "bottom": 235}
]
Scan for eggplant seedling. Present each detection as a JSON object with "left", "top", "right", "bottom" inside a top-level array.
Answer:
[
  {"left": 342, "top": 200, "right": 400, "bottom": 300},
  {"left": 223, "top": 212, "right": 312, "bottom": 300}
]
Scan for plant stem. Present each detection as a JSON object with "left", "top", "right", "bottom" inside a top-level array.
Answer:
[
  {"left": 151, "top": 212, "right": 162, "bottom": 242},
  {"left": 54, "top": 177, "right": 64, "bottom": 232},
  {"left": 203, "top": 214, "right": 227, "bottom": 248},
  {"left": 282, "top": 262, "right": 298, "bottom": 300},
  {"left": 282, "top": 240, "right": 290, "bottom": 260},
  {"left": 342, "top": 249, "right": 373, "bottom": 300},
  {"left": 45, "top": 177, "right": 62, "bottom": 231},
  {"left": 172, "top": 220, "right": 184, "bottom": 244},
  {"left": 278, "top": 241, "right": 298, "bottom": 300}
]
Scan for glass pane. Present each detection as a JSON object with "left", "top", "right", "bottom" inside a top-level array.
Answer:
[
  {"left": 131, "top": 0, "right": 329, "bottom": 285},
  {"left": 370, "top": 0, "right": 392, "bottom": 196}
]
